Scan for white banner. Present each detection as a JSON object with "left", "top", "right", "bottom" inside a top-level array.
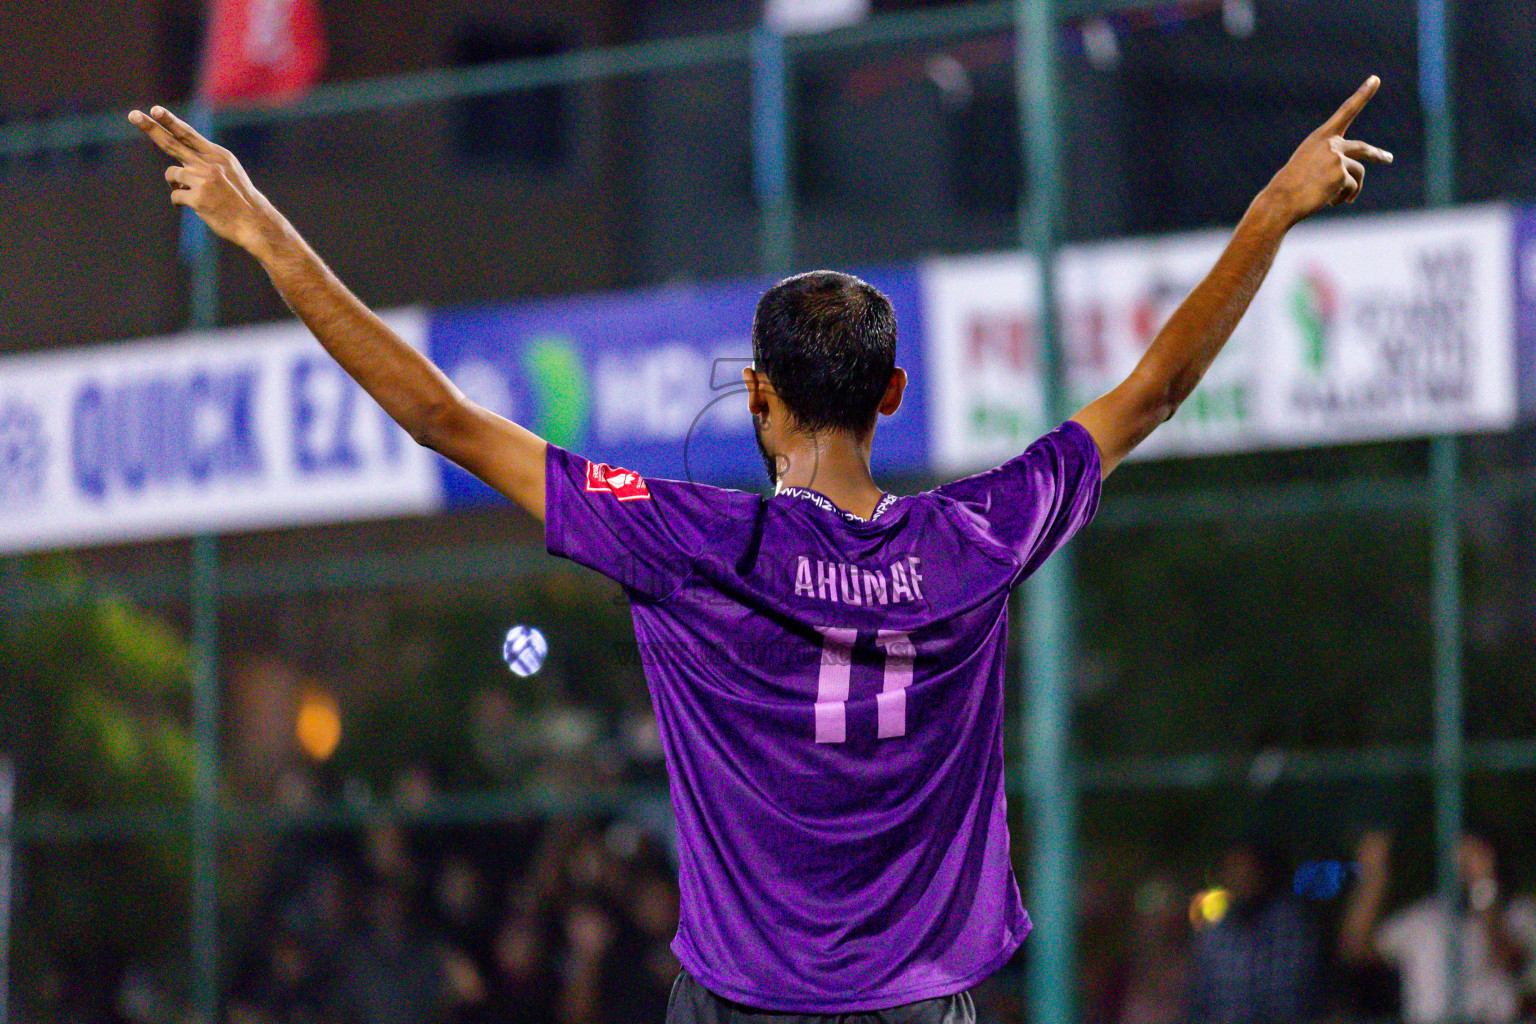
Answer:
[
  {"left": 0, "top": 309, "right": 439, "bottom": 554},
  {"left": 1060, "top": 229, "right": 1269, "bottom": 460},
  {"left": 923, "top": 205, "right": 1516, "bottom": 472},
  {"left": 1262, "top": 205, "right": 1515, "bottom": 447},
  {"left": 923, "top": 252, "right": 1046, "bottom": 471},
  {"left": 764, "top": 0, "right": 869, "bottom": 35}
]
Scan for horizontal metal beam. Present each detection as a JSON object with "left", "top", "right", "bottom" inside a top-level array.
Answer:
[
  {"left": 17, "top": 461, "right": 1536, "bottom": 610},
  {"left": 218, "top": 540, "right": 582, "bottom": 600},
  {"left": 13, "top": 738, "right": 1535, "bottom": 845},
  {"left": 1092, "top": 471, "right": 1433, "bottom": 531},
  {"left": 790, "top": 0, "right": 1210, "bottom": 54},
  {"left": 6, "top": 539, "right": 583, "bottom": 613},
  {"left": 1097, "top": 464, "right": 1536, "bottom": 532},
  {"left": 1078, "top": 738, "right": 1536, "bottom": 792},
  {"left": 10, "top": 785, "right": 667, "bottom": 845},
  {"left": 789, "top": 1, "right": 1011, "bottom": 53},
  {"left": 11, "top": 806, "right": 185, "bottom": 845},
  {"left": 217, "top": 28, "right": 754, "bottom": 130},
  {"left": 0, "top": 29, "right": 752, "bottom": 159},
  {"left": 0, "top": 0, "right": 1218, "bottom": 160}
]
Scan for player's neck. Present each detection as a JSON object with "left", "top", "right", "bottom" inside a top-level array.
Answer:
[{"left": 773, "top": 433, "right": 884, "bottom": 520}]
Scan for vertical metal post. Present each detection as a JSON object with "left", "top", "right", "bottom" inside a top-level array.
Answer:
[
  {"left": 751, "top": 26, "right": 795, "bottom": 280},
  {"left": 0, "top": 755, "right": 13, "bottom": 1024},
  {"left": 189, "top": 535, "right": 220, "bottom": 1024},
  {"left": 1419, "top": 0, "right": 1455, "bottom": 209},
  {"left": 1018, "top": 2, "right": 1077, "bottom": 1024},
  {"left": 187, "top": 101, "right": 222, "bottom": 1024},
  {"left": 1420, "top": 0, "right": 1462, "bottom": 1019},
  {"left": 1430, "top": 438, "right": 1463, "bottom": 1022},
  {"left": 183, "top": 100, "right": 220, "bottom": 322},
  {"left": 0, "top": 564, "right": 20, "bottom": 1024}
]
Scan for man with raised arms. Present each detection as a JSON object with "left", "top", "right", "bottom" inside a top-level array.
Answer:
[{"left": 130, "top": 77, "right": 1389, "bottom": 1022}]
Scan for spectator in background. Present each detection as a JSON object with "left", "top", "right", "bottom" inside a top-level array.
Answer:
[
  {"left": 431, "top": 856, "right": 495, "bottom": 981},
  {"left": 225, "top": 808, "right": 686, "bottom": 1024},
  {"left": 1116, "top": 874, "right": 1192, "bottom": 1024},
  {"left": 613, "top": 868, "right": 683, "bottom": 1020},
  {"left": 558, "top": 897, "right": 620, "bottom": 1024},
  {"left": 337, "top": 877, "right": 449, "bottom": 1024},
  {"left": 488, "top": 914, "right": 560, "bottom": 1024},
  {"left": 227, "top": 918, "right": 336, "bottom": 1024},
  {"left": 1340, "top": 829, "right": 1536, "bottom": 1023},
  {"left": 1187, "top": 839, "right": 1325, "bottom": 1024}
]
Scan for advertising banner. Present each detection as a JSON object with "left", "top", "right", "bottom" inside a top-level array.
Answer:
[
  {"left": 1060, "top": 229, "right": 1268, "bottom": 460},
  {"left": 923, "top": 231, "right": 1266, "bottom": 473},
  {"left": 1262, "top": 205, "right": 1515, "bottom": 448},
  {"left": 1, "top": 206, "right": 1522, "bottom": 555},
  {"left": 923, "top": 205, "right": 1517, "bottom": 473},
  {"left": 922, "top": 251, "right": 1046, "bottom": 472},
  {"left": 427, "top": 267, "right": 930, "bottom": 507},
  {"left": 0, "top": 309, "right": 436, "bottom": 555},
  {"left": 765, "top": 0, "right": 870, "bottom": 35}
]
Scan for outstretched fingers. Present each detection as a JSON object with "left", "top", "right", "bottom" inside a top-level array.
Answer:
[
  {"left": 149, "top": 106, "right": 218, "bottom": 158},
  {"left": 1337, "top": 138, "right": 1394, "bottom": 165},
  {"left": 128, "top": 109, "right": 195, "bottom": 163},
  {"left": 1319, "top": 75, "right": 1381, "bottom": 138}
]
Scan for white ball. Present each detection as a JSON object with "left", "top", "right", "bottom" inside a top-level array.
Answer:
[{"left": 501, "top": 625, "right": 548, "bottom": 678}]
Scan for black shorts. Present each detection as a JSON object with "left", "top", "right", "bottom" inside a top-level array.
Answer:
[{"left": 665, "top": 970, "right": 978, "bottom": 1024}]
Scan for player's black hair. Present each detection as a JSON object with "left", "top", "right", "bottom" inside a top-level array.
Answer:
[{"left": 751, "top": 270, "right": 898, "bottom": 435}]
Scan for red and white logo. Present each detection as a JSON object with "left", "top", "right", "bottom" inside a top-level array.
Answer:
[{"left": 584, "top": 461, "right": 651, "bottom": 501}]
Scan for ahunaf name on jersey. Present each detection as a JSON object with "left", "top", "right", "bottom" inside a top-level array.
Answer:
[{"left": 792, "top": 555, "right": 925, "bottom": 606}]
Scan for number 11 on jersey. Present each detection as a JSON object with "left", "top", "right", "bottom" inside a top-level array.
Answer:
[{"left": 814, "top": 627, "right": 915, "bottom": 744}]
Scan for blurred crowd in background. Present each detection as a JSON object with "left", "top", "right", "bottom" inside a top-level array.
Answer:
[
  {"left": 1077, "top": 829, "right": 1536, "bottom": 1024},
  {"left": 212, "top": 803, "right": 1536, "bottom": 1024},
  {"left": 222, "top": 776, "right": 680, "bottom": 1024},
  {"left": 10, "top": 571, "right": 1536, "bottom": 1024}
]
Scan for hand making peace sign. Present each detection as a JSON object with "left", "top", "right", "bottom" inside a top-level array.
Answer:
[{"left": 128, "top": 105, "right": 280, "bottom": 255}]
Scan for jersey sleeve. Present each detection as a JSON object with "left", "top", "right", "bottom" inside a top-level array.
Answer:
[
  {"left": 933, "top": 420, "right": 1103, "bottom": 579},
  {"left": 544, "top": 445, "right": 727, "bottom": 600}
]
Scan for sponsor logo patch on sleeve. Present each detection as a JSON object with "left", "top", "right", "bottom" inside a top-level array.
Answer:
[{"left": 584, "top": 461, "right": 652, "bottom": 501}]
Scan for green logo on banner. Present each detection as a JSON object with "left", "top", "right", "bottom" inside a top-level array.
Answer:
[
  {"left": 1290, "top": 268, "right": 1338, "bottom": 373},
  {"left": 524, "top": 336, "right": 589, "bottom": 450}
]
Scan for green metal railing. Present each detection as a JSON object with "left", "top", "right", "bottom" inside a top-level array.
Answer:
[{"left": 0, "top": 1, "right": 1484, "bottom": 1022}]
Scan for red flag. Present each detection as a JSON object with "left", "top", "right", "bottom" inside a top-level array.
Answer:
[{"left": 201, "top": 0, "right": 326, "bottom": 105}]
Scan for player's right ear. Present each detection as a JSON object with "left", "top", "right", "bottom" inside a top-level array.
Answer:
[
  {"left": 878, "top": 368, "right": 907, "bottom": 418},
  {"left": 743, "top": 367, "right": 773, "bottom": 420}
]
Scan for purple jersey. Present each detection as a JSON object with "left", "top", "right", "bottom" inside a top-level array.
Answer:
[{"left": 544, "top": 422, "right": 1101, "bottom": 1013}]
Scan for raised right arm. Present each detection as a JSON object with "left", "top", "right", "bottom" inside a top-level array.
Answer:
[
  {"left": 1339, "top": 830, "right": 1392, "bottom": 963},
  {"left": 129, "top": 106, "right": 547, "bottom": 520},
  {"left": 1072, "top": 76, "right": 1393, "bottom": 478}
]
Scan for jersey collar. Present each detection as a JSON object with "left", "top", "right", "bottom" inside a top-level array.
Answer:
[{"left": 777, "top": 487, "right": 900, "bottom": 524}]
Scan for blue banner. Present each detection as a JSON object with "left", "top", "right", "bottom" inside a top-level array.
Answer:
[
  {"left": 1515, "top": 205, "right": 1536, "bottom": 422},
  {"left": 0, "top": 311, "right": 440, "bottom": 555},
  {"left": 427, "top": 268, "right": 929, "bottom": 507}
]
